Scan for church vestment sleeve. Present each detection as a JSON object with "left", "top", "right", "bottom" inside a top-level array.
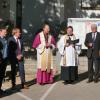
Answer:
[
  {"left": 57, "top": 36, "right": 65, "bottom": 56},
  {"left": 51, "top": 36, "right": 56, "bottom": 49},
  {"left": 32, "top": 34, "right": 41, "bottom": 48}
]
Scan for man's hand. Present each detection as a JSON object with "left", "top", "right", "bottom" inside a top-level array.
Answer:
[
  {"left": 50, "top": 45, "right": 53, "bottom": 49},
  {"left": 46, "top": 43, "right": 50, "bottom": 49},
  {"left": 17, "top": 55, "right": 22, "bottom": 61},
  {"left": 88, "top": 43, "right": 93, "bottom": 48}
]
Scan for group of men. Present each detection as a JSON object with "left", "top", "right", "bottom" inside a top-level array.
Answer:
[
  {"left": 0, "top": 21, "right": 100, "bottom": 97},
  {"left": 0, "top": 24, "right": 28, "bottom": 96}
]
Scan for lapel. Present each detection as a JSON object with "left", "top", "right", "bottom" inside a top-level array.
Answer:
[
  {"left": 12, "top": 36, "right": 17, "bottom": 43},
  {"left": 90, "top": 32, "right": 93, "bottom": 40},
  {"left": 89, "top": 32, "right": 98, "bottom": 42},
  {"left": 88, "top": 32, "right": 93, "bottom": 42},
  {"left": 0, "top": 37, "right": 6, "bottom": 45},
  {"left": 12, "top": 36, "right": 23, "bottom": 51},
  {"left": 12, "top": 36, "right": 22, "bottom": 45},
  {"left": 95, "top": 32, "right": 99, "bottom": 40}
]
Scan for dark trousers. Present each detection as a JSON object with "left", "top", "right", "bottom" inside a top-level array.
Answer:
[
  {"left": 10, "top": 59, "right": 25, "bottom": 85},
  {"left": 88, "top": 58, "right": 100, "bottom": 81},
  {"left": 0, "top": 58, "right": 8, "bottom": 89},
  {"left": 18, "top": 61, "right": 25, "bottom": 84},
  {"left": 61, "top": 66, "right": 78, "bottom": 81}
]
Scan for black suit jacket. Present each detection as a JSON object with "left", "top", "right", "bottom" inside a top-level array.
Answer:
[
  {"left": 8, "top": 36, "right": 24, "bottom": 61},
  {"left": 84, "top": 32, "right": 100, "bottom": 59}
]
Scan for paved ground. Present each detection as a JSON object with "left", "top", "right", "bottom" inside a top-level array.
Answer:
[{"left": 1, "top": 56, "right": 100, "bottom": 100}]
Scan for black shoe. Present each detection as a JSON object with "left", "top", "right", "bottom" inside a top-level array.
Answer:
[
  {"left": 94, "top": 79, "right": 99, "bottom": 83},
  {"left": 70, "top": 80, "right": 74, "bottom": 83},
  {"left": 11, "top": 84, "right": 16, "bottom": 90},
  {"left": 87, "top": 80, "right": 93, "bottom": 83},
  {"left": 63, "top": 80, "right": 68, "bottom": 85},
  {"left": 21, "top": 84, "right": 29, "bottom": 89},
  {"left": 0, "top": 89, "right": 6, "bottom": 96}
]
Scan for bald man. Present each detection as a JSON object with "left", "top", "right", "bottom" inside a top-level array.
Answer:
[{"left": 85, "top": 24, "right": 100, "bottom": 83}]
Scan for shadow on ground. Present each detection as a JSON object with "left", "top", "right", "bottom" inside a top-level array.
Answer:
[{"left": 0, "top": 71, "right": 88, "bottom": 98}]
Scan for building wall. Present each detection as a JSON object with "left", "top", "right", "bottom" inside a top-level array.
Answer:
[
  {"left": 0, "top": 0, "right": 10, "bottom": 20},
  {"left": 10, "top": 0, "right": 16, "bottom": 24},
  {"left": 22, "top": 0, "right": 100, "bottom": 35},
  {"left": 22, "top": 0, "right": 64, "bottom": 35},
  {"left": 64, "top": 0, "right": 100, "bottom": 18},
  {"left": 1, "top": 0, "right": 100, "bottom": 34}
]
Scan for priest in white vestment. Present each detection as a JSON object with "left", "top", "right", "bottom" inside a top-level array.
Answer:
[{"left": 58, "top": 26, "right": 79, "bottom": 84}]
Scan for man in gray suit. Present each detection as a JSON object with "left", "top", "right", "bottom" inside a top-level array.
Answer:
[{"left": 85, "top": 24, "right": 100, "bottom": 83}]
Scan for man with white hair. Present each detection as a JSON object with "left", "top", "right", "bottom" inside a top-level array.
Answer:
[{"left": 85, "top": 24, "right": 100, "bottom": 83}]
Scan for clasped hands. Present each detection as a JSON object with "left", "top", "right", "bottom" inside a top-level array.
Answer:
[
  {"left": 88, "top": 43, "right": 93, "bottom": 48},
  {"left": 46, "top": 43, "right": 53, "bottom": 49}
]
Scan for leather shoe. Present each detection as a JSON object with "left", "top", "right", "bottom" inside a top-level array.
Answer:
[
  {"left": 87, "top": 80, "right": 93, "bottom": 83},
  {"left": 21, "top": 84, "right": 29, "bottom": 89},
  {"left": 94, "top": 79, "right": 99, "bottom": 83},
  {"left": 11, "top": 84, "right": 16, "bottom": 90}
]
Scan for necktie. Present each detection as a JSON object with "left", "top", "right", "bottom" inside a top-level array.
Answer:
[
  {"left": 92, "top": 33, "right": 96, "bottom": 49},
  {"left": 93, "top": 33, "right": 95, "bottom": 42},
  {"left": 16, "top": 39, "right": 21, "bottom": 55}
]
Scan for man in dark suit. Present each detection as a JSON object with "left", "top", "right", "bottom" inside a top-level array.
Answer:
[
  {"left": 85, "top": 24, "right": 100, "bottom": 83},
  {"left": 0, "top": 26, "right": 8, "bottom": 95},
  {"left": 8, "top": 28, "right": 28, "bottom": 89}
]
